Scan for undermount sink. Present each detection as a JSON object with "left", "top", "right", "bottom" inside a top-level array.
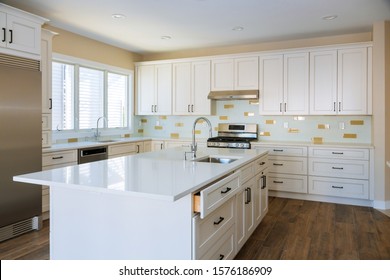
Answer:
[{"left": 194, "top": 156, "right": 238, "bottom": 164}]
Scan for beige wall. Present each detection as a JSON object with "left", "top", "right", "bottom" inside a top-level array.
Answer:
[
  {"left": 43, "top": 25, "right": 141, "bottom": 70},
  {"left": 141, "top": 32, "right": 372, "bottom": 61},
  {"left": 373, "top": 21, "right": 390, "bottom": 207}
]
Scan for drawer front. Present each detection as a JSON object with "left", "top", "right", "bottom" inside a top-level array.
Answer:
[
  {"left": 268, "top": 173, "right": 308, "bottom": 193},
  {"left": 193, "top": 197, "right": 235, "bottom": 258},
  {"left": 196, "top": 172, "right": 240, "bottom": 218},
  {"left": 108, "top": 143, "right": 138, "bottom": 156},
  {"left": 267, "top": 146, "right": 307, "bottom": 157},
  {"left": 269, "top": 156, "right": 307, "bottom": 175},
  {"left": 308, "top": 158, "right": 369, "bottom": 179},
  {"left": 254, "top": 155, "right": 268, "bottom": 174},
  {"left": 198, "top": 224, "right": 235, "bottom": 260},
  {"left": 309, "top": 147, "right": 369, "bottom": 160},
  {"left": 239, "top": 162, "right": 254, "bottom": 184},
  {"left": 43, "top": 150, "right": 77, "bottom": 166},
  {"left": 309, "top": 176, "right": 369, "bottom": 199}
]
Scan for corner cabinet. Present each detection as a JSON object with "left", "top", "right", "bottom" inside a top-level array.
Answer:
[
  {"left": 0, "top": 4, "right": 48, "bottom": 59},
  {"left": 172, "top": 60, "right": 212, "bottom": 115},
  {"left": 136, "top": 63, "right": 172, "bottom": 115},
  {"left": 310, "top": 46, "right": 372, "bottom": 115},
  {"left": 259, "top": 52, "right": 309, "bottom": 115}
]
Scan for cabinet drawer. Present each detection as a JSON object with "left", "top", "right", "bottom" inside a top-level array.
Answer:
[
  {"left": 309, "top": 147, "right": 369, "bottom": 160},
  {"left": 42, "top": 150, "right": 77, "bottom": 166},
  {"left": 308, "top": 158, "right": 369, "bottom": 179},
  {"left": 193, "top": 197, "right": 235, "bottom": 259},
  {"left": 194, "top": 172, "right": 240, "bottom": 218},
  {"left": 268, "top": 173, "right": 308, "bottom": 193},
  {"left": 254, "top": 155, "right": 268, "bottom": 174},
  {"left": 309, "top": 176, "right": 369, "bottom": 199},
  {"left": 267, "top": 146, "right": 308, "bottom": 157},
  {"left": 269, "top": 156, "right": 307, "bottom": 175},
  {"left": 198, "top": 224, "right": 235, "bottom": 260},
  {"left": 108, "top": 143, "right": 140, "bottom": 156}
]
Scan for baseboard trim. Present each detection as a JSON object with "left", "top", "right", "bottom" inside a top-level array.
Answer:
[{"left": 373, "top": 200, "right": 390, "bottom": 210}]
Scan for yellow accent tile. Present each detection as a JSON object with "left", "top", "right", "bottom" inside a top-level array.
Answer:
[
  {"left": 123, "top": 134, "right": 131, "bottom": 138},
  {"left": 288, "top": 128, "right": 300, "bottom": 133},
  {"left": 312, "top": 137, "right": 323, "bottom": 144},
  {"left": 350, "top": 120, "right": 364, "bottom": 125},
  {"left": 175, "top": 123, "right": 184, "bottom": 127},
  {"left": 137, "top": 129, "right": 144, "bottom": 134},
  {"left": 219, "top": 116, "right": 228, "bottom": 120},
  {"left": 195, "top": 130, "right": 201, "bottom": 135},
  {"left": 224, "top": 104, "right": 234, "bottom": 109},
  {"left": 67, "top": 138, "right": 78, "bottom": 143},
  {"left": 265, "top": 120, "right": 275, "bottom": 125},
  {"left": 343, "top": 133, "right": 357, "bottom": 139},
  {"left": 244, "top": 112, "right": 255, "bottom": 117},
  {"left": 249, "top": 100, "right": 259, "bottom": 105},
  {"left": 214, "top": 127, "right": 218, "bottom": 131},
  {"left": 260, "top": 131, "right": 271, "bottom": 136},
  {"left": 170, "top": 133, "right": 179, "bottom": 139},
  {"left": 159, "top": 116, "right": 167, "bottom": 120},
  {"left": 141, "top": 119, "right": 147, "bottom": 123},
  {"left": 154, "top": 126, "right": 163, "bottom": 130},
  {"left": 318, "top": 124, "right": 325, "bottom": 129}
]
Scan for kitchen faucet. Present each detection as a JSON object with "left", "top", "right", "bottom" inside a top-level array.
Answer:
[
  {"left": 187, "top": 117, "right": 212, "bottom": 159},
  {"left": 94, "top": 116, "right": 108, "bottom": 140}
]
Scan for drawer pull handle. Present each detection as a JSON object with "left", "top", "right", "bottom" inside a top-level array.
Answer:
[
  {"left": 221, "top": 187, "right": 231, "bottom": 194},
  {"left": 273, "top": 163, "right": 283, "bottom": 166},
  {"left": 273, "top": 149, "right": 284, "bottom": 152},
  {"left": 245, "top": 187, "right": 252, "bottom": 204},
  {"left": 332, "top": 167, "right": 344, "bottom": 170},
  {"left": 219, "top": 254, "right": 225, "bottom": 260},
  {"left": 261, "top": 175, "right": 267, "bottom": 189},
  {"left": 332, "top": 152, "right": 344, "bottom": 155},
  {"left": 332, "top": 185, "right": 344, "bottom": 189},
  {"left": 52, "top": 156, "right": 64, "bottom": 160},
  {"left": 273, "top": 180, "right": 283, "bottom": 184},
  {"left": 214, "top": 217, "right": 225, "bottom": 225},
  {"left": 259, "top": 161, "right": 266, "bottom": 166}
]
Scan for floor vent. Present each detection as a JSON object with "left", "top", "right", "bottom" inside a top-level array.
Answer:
[
  {"left": 0, "top": 53, "right": 40, "bottom": 71},
  {"left": 0, "top": 216, "right": 42, "bottom": 242}
]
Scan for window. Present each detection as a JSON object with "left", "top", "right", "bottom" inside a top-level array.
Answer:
[{"left": 52, "top": 55, "right": 132, "bottom": 134}]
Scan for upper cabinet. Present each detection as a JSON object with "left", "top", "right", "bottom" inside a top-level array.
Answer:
[
  {"left": 0, "top": 4, "right": 48, "bottom": 59},
  {"left": 136, "top": 64, "right": 172, "bottom": 115},
  {"left": 173, "top": 60, "right": 212, "bottom": 115},
  {"left": 310, "top": 46, "right": 372, "bottom": 115},
  {"left": 259, "top": 52, "right": 309, "bottom": 115},
  {"left": 211, "top": 56, "right": 259, "bottom": 91}
]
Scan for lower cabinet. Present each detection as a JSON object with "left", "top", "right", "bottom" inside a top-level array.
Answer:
[{"left": 108, "top": 141, "right": 145, "bottom": 158}]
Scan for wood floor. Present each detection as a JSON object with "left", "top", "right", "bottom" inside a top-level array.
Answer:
[{"left": 1, "top": 197, "right": 390, "bottom": 260}]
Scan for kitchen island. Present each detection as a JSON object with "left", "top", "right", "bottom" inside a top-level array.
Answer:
[{"left": 14, "top": 147, "right": 268, "bottom": 260}]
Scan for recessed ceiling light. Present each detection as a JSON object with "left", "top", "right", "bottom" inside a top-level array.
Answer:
[
  {"left": 112, "top": 14, "right": 126, "bottom": 19},
  {"left": 161, "top": 36, "right": 172, "bottom": 40},
  {"left": 232, "top": 26, "right": 244, "bottom": 31},
  {"left": 322, "top": 15, "right": 338, "bottom": 20}
]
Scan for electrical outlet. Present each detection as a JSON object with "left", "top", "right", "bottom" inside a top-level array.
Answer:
[
  {"left": 283, "top": 122, "right": 289, "bottom": 128},
  {"left": 339, "top": 122, "right": 345, "bottom": 130},
  {"left": 156, "top": 120, "right": 160, "bottom": 126}
]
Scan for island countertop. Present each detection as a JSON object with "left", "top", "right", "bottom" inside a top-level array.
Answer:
[{"left": 14, "top": 147, "right": 268, "bottom": 201}]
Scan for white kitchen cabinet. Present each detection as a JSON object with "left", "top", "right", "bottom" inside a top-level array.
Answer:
[
  {"left": 151, "top": 140, "right": 165, "bottom": 151},
  {"left": 108, "top": 141, "right": 144, "bottom": 158},
  {"left": 173, "top": 60, "right": 211, "bottom": 115},
  {"left": 259, "top": 52, "right": 309, "bottom": 115},
  {"left": 236, "top": 178, "right": 255, "bottom": 250},
  {"left": 136, "top": 64, "right": 172, "bottom": 115},
  {"left": 0, "top": 4, "right": 47, "bottom": 59},
  {"left": 211, "top": 56, "right": 258, "bottom": 91},
  {"left": 310, "top": 47, "right": 372, "bottom": 115},
  {"left": 254, "top": 168, "right": 268, "bottom": 224}
]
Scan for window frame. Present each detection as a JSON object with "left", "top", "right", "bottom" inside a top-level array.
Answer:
[{"left": 51, "top": 53, "right": 134, "bottom": 141}]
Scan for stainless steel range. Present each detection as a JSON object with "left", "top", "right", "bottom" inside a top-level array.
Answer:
[{"left": 207, "top": 123, "right": 258, "bottom": 149}]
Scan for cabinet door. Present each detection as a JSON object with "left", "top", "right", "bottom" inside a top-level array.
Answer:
[
  {"left": 337, "top": 47, "right": 368, "bottom": 115},
  {"left": 234, "top": 57, "right": 259, "bottom": 90},
  {"left": 309, "top": 50, "right": 337, "bottom": 115},
  {"left": 211, "top": 58, "right": 234, "bottom": 91},
  {"left": 151, "top": 140, "right": 164, "bottom": 151},
  {"left": 259, "top": 55, "right": 284, "bottom": 115},
  {"left": 155, "top": 64, "right": 172, "bottom": 115},
  {"left": 0, "top": 12, "right": 6, "bottom": 49},
  {"left": 41, "top": 29, "right": 54, "bottom": 114},
  {"left": 137, "top": 65, "right": 155, "bottom": 115},
  {"left": 192, "top": 60, "right": 211, "bottom": 115},
  {"left": 6, "top": 14, "right": 41, "bottom": 55},
  {"left": 173, "top": 62, "right": 192, "bottom": 115},
  {"left": 284, "top": 52, "right": 309, "bottom": 115}
]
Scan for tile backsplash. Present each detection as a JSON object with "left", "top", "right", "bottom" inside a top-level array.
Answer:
[{"left": 134, "top": 100, "right": 371, "bottom": 144}]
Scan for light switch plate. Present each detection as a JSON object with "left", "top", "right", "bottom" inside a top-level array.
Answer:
[
  {"left": 339, "top": 122, "right": 345, "bottom": 130},
  {"left": 283, "top": 122, "right": 289, "bottom": 128}
]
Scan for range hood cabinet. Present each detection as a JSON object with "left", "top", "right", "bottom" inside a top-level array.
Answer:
[{"left": 207, "top": 90, "right": 259, "bottom": 100}]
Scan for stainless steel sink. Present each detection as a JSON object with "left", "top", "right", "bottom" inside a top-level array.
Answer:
[{"left": 194, "top": 156, "right": 238, "bottom": 164}]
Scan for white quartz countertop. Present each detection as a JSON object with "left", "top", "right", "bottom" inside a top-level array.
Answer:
[{"left": 15, "top": 147, "right": 268, "bottom": 201}]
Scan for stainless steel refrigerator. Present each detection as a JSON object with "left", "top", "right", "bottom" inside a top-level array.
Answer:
[{"left": 0, "top": 54, "right": 42, "bottom": 242}]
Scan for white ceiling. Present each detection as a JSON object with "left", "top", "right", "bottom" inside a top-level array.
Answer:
[{"left": 2, "top": 0, "right": 390, "bottom": 54}]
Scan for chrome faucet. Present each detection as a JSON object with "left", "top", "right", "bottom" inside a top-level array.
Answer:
[
  {"left": 94, "top": 116, "right": 108, "bottom": 140},
  {"left": 187, "top": 117, "right": 212, "bottom": 159}
]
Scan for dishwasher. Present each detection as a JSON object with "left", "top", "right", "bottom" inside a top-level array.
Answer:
[{"left": 78, "top": 146, "right": 108, "bottom": 164}]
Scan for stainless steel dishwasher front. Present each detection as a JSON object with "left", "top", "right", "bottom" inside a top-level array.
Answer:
[{"left": 78, "top": 146, "right": 108, "bottom": 164}]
